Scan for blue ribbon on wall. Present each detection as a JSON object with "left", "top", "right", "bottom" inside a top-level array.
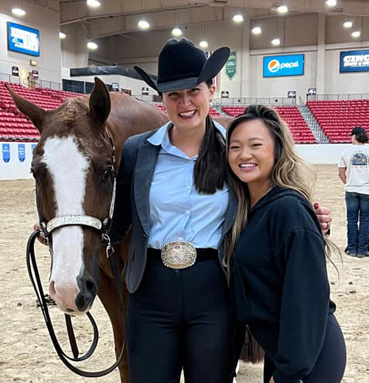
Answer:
[
  {"left": 2, "top": 143, "right": 10, "bottom": 163},
  {"left": 18, "top": 143, "right": 25, "bottom": 162},
  {"left": 31, "top": 143, "right": 37, "bottom": 152}
]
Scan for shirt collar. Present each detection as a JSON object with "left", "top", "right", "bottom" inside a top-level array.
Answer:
[
  {"left": 148, "top": 121, "right": 172, "bottom": 146},
  {"left": 147, "top": 120, "right": 226, "bottom": 148}
]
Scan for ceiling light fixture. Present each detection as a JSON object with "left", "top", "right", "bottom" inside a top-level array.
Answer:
[
  {"left": 343, "top": 21, "right": 353, "bottom": 28},
  {"left": 171, "top": 27, "right": 182, "bottom": 37},
  {"left": 199, "top": 40, "right": 208, "bottom": 49},
  {"left": 277, "top": 5, "right": 288, "bottom": 14},
  {"left": 232, "top": 14, "right": 244, "bottom": 23},
  {"left": 351, "top": 31, "right": 361, "bottom": 38},
  {"left": 251, "top": 26, "right": 262, "bottom": 35},
  {"left": 138, "top": 19, "right": 150, "bottom": 30},
  {"left": 87, "top": 42, "right": 98, "bottom": 50},
  {"left": 87, "top": 0, "right": 101, "bottom": 8},
  {"left": 326, "top": 0, "right": 337, "bottom": 7},
  {"left": 59, "top": 32, "right": 66, "bottom": 39},
  {"left": 11, "top": 8, "right": 26, "bottom": 16},
  {"left": 271, "top": 38, "right": 281, "bottom": 46}
]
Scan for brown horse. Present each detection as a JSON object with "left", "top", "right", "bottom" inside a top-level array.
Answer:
[
  {"left": 7, "top": 78, "right": 234, "bottom": 382},
  {"left": 7, "top": 78, "right": 168, "bottom": 382}
]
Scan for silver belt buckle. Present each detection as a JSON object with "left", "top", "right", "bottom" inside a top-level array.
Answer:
[{"left": 161, "top": 241, "right": 197, "bottom": 269}]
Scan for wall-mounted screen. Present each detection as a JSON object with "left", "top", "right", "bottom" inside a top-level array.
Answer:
[
  {"left": 340, "top": 50, "right": 369, "bottom": 73},
  {"left": 7, "top": 22, "right": 40, "bottom": 57},
  {"left": 263, "top": 54, "right": 304, "bottom": 77}
]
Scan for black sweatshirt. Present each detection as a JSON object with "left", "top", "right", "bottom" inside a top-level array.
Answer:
[{"left": 232, "top": 187, "right": 336, "bottom": 383}]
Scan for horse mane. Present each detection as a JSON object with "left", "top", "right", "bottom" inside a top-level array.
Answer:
[
  {"left": 62, "top": 97, "right": 90, "bottom": 127},
  {"left": 62, "top": 101, "right": 77, "bottom": 126}
]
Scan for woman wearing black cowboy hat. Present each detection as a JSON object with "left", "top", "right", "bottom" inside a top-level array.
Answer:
[
  {"left": 109, "top": 37, "right": 332, "bottom": 383},
  {"left": 110, "top": 37, "right": 237, "bottom": 383}
]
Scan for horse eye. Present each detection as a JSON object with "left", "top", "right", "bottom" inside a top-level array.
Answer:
[{"left": 103, "top": 168, "right": 112, "bottom": 181}]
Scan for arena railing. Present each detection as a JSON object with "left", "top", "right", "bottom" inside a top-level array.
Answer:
[
  {"left": 213, "top": 97, "right": 297, "bottom": 107},
  {"left": 307, "top": 93, "right": 369, "bottom": 101},
  {"left": 35, "top": 79, "right": 62, "bottom": 90},
  {"left": 0, "top": 73, "right": 23, "bottom": 85},
  {"left": 0, "top": 72, "right": 62, "bottom": 91}
]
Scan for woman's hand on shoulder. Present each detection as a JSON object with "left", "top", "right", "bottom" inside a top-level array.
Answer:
[{"left": 313, "top": 202, "right": 332, "bottom": 235}]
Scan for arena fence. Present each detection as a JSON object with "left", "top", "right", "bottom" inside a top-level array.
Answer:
[
  {"left": 213, "top": 97, "right": 297, "bottom": 106},
  {"left": 307, "top": 93, "right": 369, "bottom": 101},
  {"left": 1, "top": 71, "right": 369, "bottom": 103},
  {"left": 0, "top": 72, "right": 62, "bottom": 91}
]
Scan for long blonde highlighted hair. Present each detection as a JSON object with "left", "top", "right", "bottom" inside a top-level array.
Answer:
[{"left": 224, "top": 104, "right": 338, "bottom": 274}]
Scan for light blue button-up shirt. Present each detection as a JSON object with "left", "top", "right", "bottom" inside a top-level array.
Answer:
[{"left": 147, "top": 121, "right": 229, "bottom": 249}]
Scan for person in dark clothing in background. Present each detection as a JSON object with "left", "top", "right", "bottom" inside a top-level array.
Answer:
[{"left": 224, "top": 105, "right": 346, "bottom": 383}]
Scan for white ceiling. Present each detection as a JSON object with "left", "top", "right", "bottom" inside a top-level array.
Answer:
[{"left": 53, "top": 0, "right": 369, "bottom": 40}]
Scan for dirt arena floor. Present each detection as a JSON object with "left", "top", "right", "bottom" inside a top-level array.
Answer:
[{"left": 1, "top": 164, "right": 368, "bottom": 383}]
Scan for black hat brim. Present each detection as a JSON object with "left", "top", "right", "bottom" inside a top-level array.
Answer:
[
  {"left": 197, "top": 47, "right": 230, "bottom": 86},
  {"left": 134, "top": 66, "right": 159, "bottom": 92},
  {"left": 134, "top": 46, "right": 230, "bottom": 93}
]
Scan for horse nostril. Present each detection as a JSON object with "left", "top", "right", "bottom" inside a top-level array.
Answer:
[
  {"left": 75, "top": 278, "right": 97, "bottom": 311},
  {"left": 85, "top": 280, "right": 96, "bottom": 297},
  {"left": 75, "top": 293, "right": 87, "bottom": 311}
]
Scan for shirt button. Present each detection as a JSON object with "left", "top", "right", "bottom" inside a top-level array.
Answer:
[
  {"left": 187, "top": 185, "right": 191, "bottom": 189},
  {"left": 186, "top": 211, "right": 190, "bottom": 215}
]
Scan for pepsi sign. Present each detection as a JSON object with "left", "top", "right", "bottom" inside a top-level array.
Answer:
[
  {"left": 340, "top": 50, "right": 369, "bottom": 73},
  {"left": 263, "top": 54, "right": 304, "bottom": 77}
]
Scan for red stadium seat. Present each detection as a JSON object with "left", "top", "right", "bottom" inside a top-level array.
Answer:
[
  {"left": 0, "top": 80, "right": 79, "bottom": 141},
  {"left": 307, "top": 100, "right": 368, "bottom": 143},
  {"left": 221, "top": 105, "right": 316, "bottom": 144}
]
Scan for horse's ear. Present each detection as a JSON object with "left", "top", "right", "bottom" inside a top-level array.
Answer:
[
  {"left": 5, "top": 84, "right": 46, "bottom": 132},
  {"left": 89, "top": 77, "right": 111, "bottom": 126}
]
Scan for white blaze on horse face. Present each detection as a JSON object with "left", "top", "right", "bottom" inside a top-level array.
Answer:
[{"left": 41, "top": 135, "right": 89, "bottom": 314}]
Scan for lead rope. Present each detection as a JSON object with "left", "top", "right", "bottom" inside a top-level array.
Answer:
[{"left": 26, "top": 230, "right": 125, "bottom": 378}]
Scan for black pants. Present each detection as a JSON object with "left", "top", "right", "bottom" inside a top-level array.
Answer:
[
  {"left": 263, "top": 315, "right": 346, "bottom": 383},
  {"left": 127, "top": 250, "right": 234, "bottom": 383}
]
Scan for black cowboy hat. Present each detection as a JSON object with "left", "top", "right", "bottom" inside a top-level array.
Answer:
[{"left": 134, "top": 38, "right": 230, "bottom": 93}]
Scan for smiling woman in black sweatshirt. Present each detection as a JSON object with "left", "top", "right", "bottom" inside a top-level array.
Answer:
[{"left": 225, "top": 105, "right": 346, "bottom": 383}]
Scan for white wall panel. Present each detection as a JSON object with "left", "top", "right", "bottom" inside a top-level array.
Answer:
[{"left": 0, "top": 141, "right": 352, "bottom": 182}]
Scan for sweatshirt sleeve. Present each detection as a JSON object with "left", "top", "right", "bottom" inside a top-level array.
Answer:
[
  {"left": 108, "top": 136, "right": 136, "bottom": 244},
  {"left": 272, "top": 226, "right": 330, "bottom": 383}
]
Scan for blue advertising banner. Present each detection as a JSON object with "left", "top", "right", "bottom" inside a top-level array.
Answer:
[
  {"left": 263, "top": 54, "right": 304, "bottom": 77},
  {"left": 18, "top": 143, "right": 25, "bottom": 162},
  {"left": 340, "top": 50, "right": 369, "bottom": 73},
  {"left": 7, "top": 22, "right": 40, "bottom": 57},
  {"left": 2, "top": 143, "right": 10, "bottom": 163},
  {"left": 31, "top": 143, "right": 37, "bottom": 152}
]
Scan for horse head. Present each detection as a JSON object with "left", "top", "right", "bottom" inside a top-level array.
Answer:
[{"left": 7, "top": 78, "right": 114, "bottom": 315}]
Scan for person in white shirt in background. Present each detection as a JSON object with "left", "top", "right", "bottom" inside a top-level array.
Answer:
[{"left": 339, "top": 126, "right": 369, "bottom": 258}]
